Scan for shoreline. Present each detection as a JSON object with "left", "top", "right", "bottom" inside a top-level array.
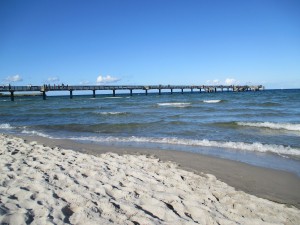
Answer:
[{"left": 18, "top": 134, "right": 300, "bottom": 209}]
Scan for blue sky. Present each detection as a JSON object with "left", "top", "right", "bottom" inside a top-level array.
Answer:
[{"left": 1, "top": 0, "right": 300, "bottom": 89}]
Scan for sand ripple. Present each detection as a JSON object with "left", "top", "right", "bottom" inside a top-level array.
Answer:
[{"left": 0, "top": 134, "right": 299, "bottom": 225}]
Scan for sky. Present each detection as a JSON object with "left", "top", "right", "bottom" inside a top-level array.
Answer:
[{"left": 1, "top": 0, "right": 300, "bottom": 89}]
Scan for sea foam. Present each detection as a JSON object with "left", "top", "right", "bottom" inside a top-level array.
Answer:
[
  {"left": 73, "top": 136, "right": 300, "bottom": 157},
  {"left": 203, "top": 100, "right": 222, "bottom": 103},
  {"left": 21, "top": 130, "right": 52, "bottom": 138},
  {"left": 237, "top": 122, "right": 300, "bottom": 132},
  {"left": 157, "top": 102, "right": 191, "bottom": 107},
  {"left": 0, "top": 123, "right": 14, "bottom": 129}
]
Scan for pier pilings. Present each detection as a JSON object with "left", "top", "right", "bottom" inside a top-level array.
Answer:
[
  {"left": 10, "top": 91, "right": 14, "bottom": 101},
  {"left": 42, "top": 91, "right": 46, "bottom": 100}
]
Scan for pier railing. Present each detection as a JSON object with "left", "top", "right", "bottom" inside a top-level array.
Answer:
[{"left": 0, "top": 84, "right": 264, "bottom": 101}]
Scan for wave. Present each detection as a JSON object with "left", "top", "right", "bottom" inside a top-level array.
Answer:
[
  {"left": 21, "top": 130, "right": 52, "bottom": 138},
  {"left": 0, "top": 123, "right": 14, "bottom": 129},
  {"left": 72, "top": 136, "right": 300, "bottom": 157},
  {"left": 203, "top": 100, "right": 222, "bottom": 103},
  {"left": 237, "top": 122, "right": 300, "bottom": 132},
  {"left": 157, "top": 103, "right": 191, "bottom": 108}
]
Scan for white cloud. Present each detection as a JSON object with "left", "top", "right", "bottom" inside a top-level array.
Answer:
[
  {"left": 206, "top": 78, "right": 239, "bottom": 85},
  {"left": 47, "top": 77, "right": 60, "bottom": 83},
  {"left": 212, "top": 79, "right": 220, "bottom": 84},
  {"left": 96, "top": 75, "right": 120, "bottom": 84},
  {"left": 225, "top": 78, "right": 239, "bottom": 85},
  {"left": 5, "top": 74, "right": 23, "bottom": 83}
]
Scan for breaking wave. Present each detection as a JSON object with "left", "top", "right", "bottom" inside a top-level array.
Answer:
[
  {"left": 21, "top": 130, "right": 52, "bottom": 138},
  {"left": 203, "top": 100, "right": 222, "bottom": 103},
  {"left": 157, "top": 103, "right": 191, "bottom": 108},
  {"left": 73, "top": 136, "right": 300, "bottom": 157},
  {"left": 237, "top": 122, "right": 300, "bottom": 132},
  {"left": 0, "top": 123, "right": 14, "bottom": 129}
]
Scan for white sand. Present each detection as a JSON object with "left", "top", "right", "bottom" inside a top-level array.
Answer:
[{"left": 0, "top": 134, "right": 299, "bottom": 225}]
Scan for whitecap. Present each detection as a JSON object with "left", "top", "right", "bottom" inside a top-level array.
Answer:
[
  {"left": 203, "top": 100, "right": 221, "bottom": 103},
  {"left": 157, "top": 102, "right": 191, "bottom": 108},
  {"left": 237, "top": 122, "right": 300, "bottom": 132},
  {"left": 21, "top": 130, "right": 52, "bottom": 138},
  {"left": 72, "top": 136, "right": 300, "bottom": 157},
  {"left": 0, "top": 123, "right": 14, "bottom": 129}
]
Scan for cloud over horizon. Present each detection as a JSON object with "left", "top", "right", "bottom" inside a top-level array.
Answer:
[
  {"left": 96, "top": 75, "right": 120, "bottom": 84},
  {"left": 4, "top": 74, "right": 23, "bottom": 83},
  {"left": 224, "top": 78, "right": 239, "bottom": 85},
  {"left": 206, "top": 78, "right": 239, "bottom": 85}
]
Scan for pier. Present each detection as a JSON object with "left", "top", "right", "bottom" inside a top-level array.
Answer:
[{"left": 0, "top": 85, "right": 264, "bottom": 101}]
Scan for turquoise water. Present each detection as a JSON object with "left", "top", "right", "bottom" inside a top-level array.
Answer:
[{"left": 1, "top": 89, "right": 300, "bottom": 175}]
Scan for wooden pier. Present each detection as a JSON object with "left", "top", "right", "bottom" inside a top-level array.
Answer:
[{"left": 0, "top": 84, "right": 264, "bottom": 101}]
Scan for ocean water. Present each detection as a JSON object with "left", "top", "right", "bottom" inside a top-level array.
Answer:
[{"left": 1, "top": 89, "right": 300, "bottom": 176}]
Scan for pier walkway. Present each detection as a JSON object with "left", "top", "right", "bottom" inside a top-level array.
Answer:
[{"left": 0, "top": 84, "right": 264, "bottom": 101}]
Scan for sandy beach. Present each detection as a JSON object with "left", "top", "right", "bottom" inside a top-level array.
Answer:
[{"left": 1, "top": 134, "right": 300, "bottom": 224}]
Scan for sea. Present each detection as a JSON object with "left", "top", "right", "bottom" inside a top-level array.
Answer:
[{"left": 1, "top": 89, "right": 300, "bottom": 176}]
